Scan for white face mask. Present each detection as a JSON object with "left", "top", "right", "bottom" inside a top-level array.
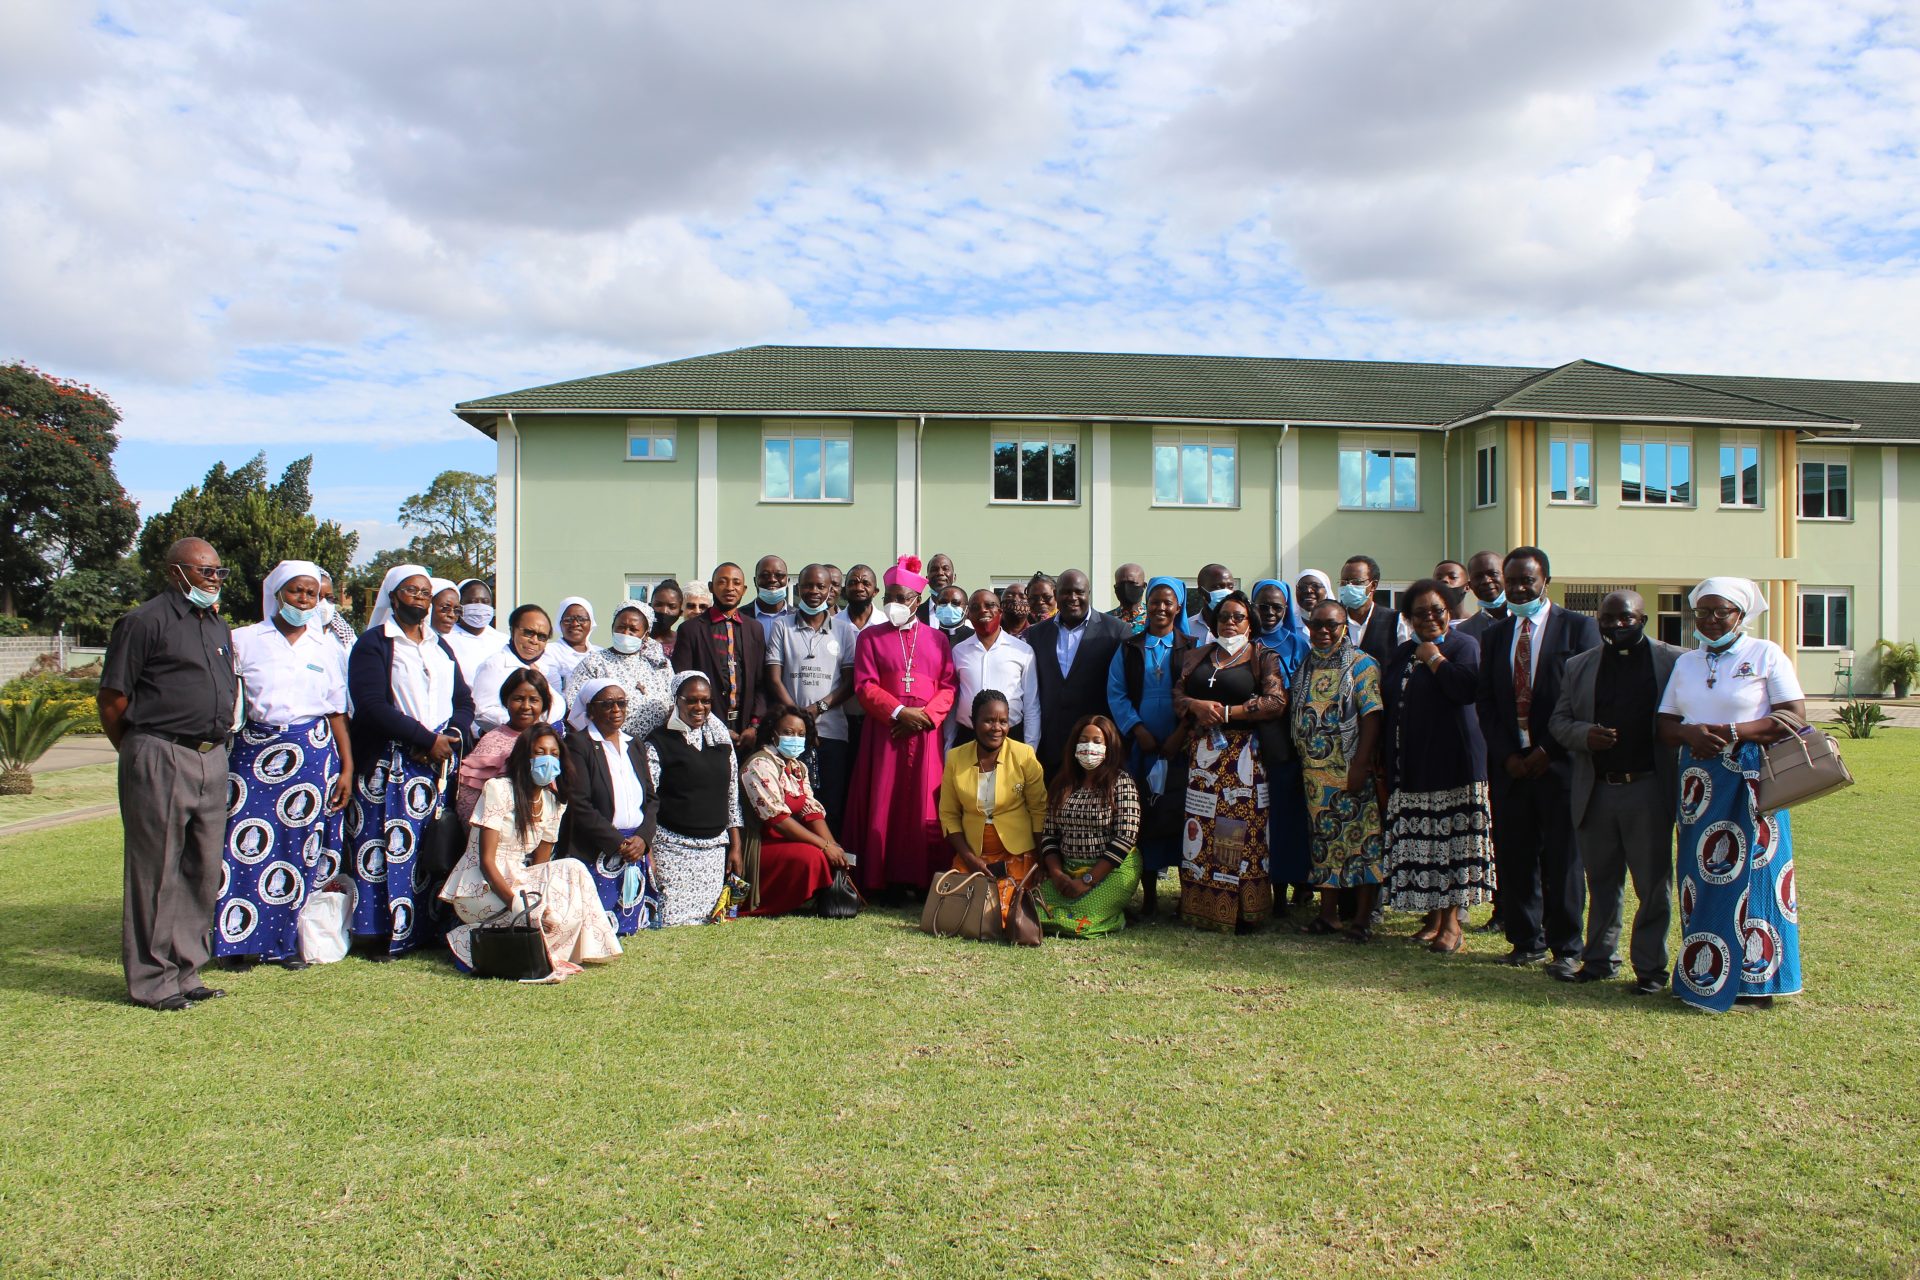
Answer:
[
  {"left": 608, "top": 632, "right": 644, "bottom": 655},
  {"left": 461, "top": 603, "right": 495, "bottom": 629},
  {"left": 1216, "top": 632, "right": 1250, "bottom": 656},
  {"left": 884, "top": 602, "right": 915, "bottom": 629},
  {"left": 1074, "top": 743, "right": 1107, "bottom": 768},
  {"left": 314, "top": 601, "right": 336, "bottom": 628}
]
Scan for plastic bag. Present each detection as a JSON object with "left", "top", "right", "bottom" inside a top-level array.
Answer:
[{"left": 298, "top": 878, "right": 357, "bottom": 964}]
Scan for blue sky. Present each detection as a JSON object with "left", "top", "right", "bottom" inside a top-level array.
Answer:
[{"left": 3, "top": 0, "right": 1918, "bottom": 557}]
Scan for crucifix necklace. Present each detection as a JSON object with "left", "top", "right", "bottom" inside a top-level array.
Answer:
[
  {"left": 1207, "top": 645, "right": 1249, "bottom": 688},
  {"left": 899, "top": 624, "right": 919, "bottom": 693},
  {"left": 1705, "top": 647, "right": 1722, "bottom": 689}
]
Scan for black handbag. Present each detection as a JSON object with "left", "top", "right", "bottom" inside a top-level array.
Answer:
[
  {"left": 468, "top": 890, "right": 552, "bottom": 981},
  {"left": 816, "top": 868, "right": 863, "bottom": 919}
]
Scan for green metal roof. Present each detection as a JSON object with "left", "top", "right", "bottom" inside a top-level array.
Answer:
[{"left": 456, "top": 344, "right": 1920, "bottom": 441}]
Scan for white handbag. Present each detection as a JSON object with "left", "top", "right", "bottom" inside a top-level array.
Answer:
[{"left": 298, "top": 879, "right": 357, "bottom": 964}]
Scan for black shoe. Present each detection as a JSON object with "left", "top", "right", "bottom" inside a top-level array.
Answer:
[
  {"left": 145, "top": 994, "right": 191, "bottom": 1012},
  {"left": 1631, "top": 975, "right": 1666, "bottom": 995},
  {"left": 278, "top": 959, "right": 309, "bottom": 971},
  {"left": 1500, "top": 948, "right": 1548, "bottom": 966},
  {"left": 215, "top": 956, "right": 258, "bottom": 971},
  {"left": 1573, "top": 966, "right": 1617, "bottom": 984},
  {"left": 1543, "top": 957, "right": 1580, "bottom": 982},
  {"left": 181, "top": 986, "right": 226, "bottom": 1002},
  {"left": 1736, "top": 995, "right": 1776, "bottom": 1009},
  {"left": 1480, "top": 914, "right": 1506, "bottom": 933}
]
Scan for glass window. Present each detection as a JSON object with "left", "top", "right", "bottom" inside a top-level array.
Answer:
[
  {"left": 1800, "top": 589, "right": 1850, "bottom": 649},
  {"left": 1474, "top": 428, "right": 1497, "bottom": 508},
  {"left": 625, "top": 419, "right": 677, "bottom": 461},
  {"left": 1338, "top": 434, "right": 1419, "bottom": 511},
  {"left": 1798, "top": 451, "right": 1851, "bottom": 520},
  {"left": 1621, "top": 429, "right": 1693, "bottom": 506},
  {"left": 762, "top": 425, "right": 851, "bottom": 501},
  {"left": 1719, "top": 432, "right": 1762, "bottom": 507},
  {"left": 1550, "top": 427, "right": 1593, "bottom": 504},
  {"left": 992, "top": 431, "right": 1078, "bottom": 503},
  {"left": 1153, "top": 430, "right": 1239, "bottom": 507}
]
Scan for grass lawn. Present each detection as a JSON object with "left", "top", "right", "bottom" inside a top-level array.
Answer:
[
  {"left": 0, "top": 741, "right": 1915, "bottom": 1279},
  {"left": 0, "top": 763, "right": 118, "bottom": 829}
]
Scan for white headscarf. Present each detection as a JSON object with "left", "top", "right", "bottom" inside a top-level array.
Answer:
[
  {"left": 667, "top": 669, "right": 732, "bottom": 748},
  {"left": 457, "top": 577, "right": 489, "bottom": 595},
  {"left": 430, "top": 577, "right": 458, "bottom": 599},
  {"left": 367, "top": 563, "right": 431, "bottom": 632},
  {"left": 1689, "top": 577, "right": 1767, "bottom": 621},
  {"left": 612, "top": 600, "right": 656, "bottom": 634},
  {"left": 557, "top": 596, "right": 596, "bottom": 645},
  {"left": 261, "top": 560, "right": 323, "bottom": 620},
  {"left": 567, "top": 677, "right": 621, "bottom": 731},
  {"left": 1295, "top": 570, "right": 1333, "bottom": 638}
]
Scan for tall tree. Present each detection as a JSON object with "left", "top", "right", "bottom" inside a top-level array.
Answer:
[
  {"left": 0, "top": 364, "right": 140, "bottom": 617},
  {"left": 137, "top": 453, "right": 360, "bottom": 623},
  {"left": 396, "top": 471, "right": 495, "bottom": 582}
]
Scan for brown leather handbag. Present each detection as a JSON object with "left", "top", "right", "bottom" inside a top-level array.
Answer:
[
  {"left": 1754, "top": 710, "right": 1853, "bottom": 813},
  {"left": 1004, "top": 867, "right": 1044, "bottom": 948},
  {"left": 920, "top": 870, "right": 1005, "bottom": 941}
]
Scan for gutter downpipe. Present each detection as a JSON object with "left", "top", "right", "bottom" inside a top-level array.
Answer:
[
  {"left": 1440, "top": 426, "right": 1451, "bottom": 564},
  {"left": 1275, "top": 424, "right": 1289, "bottom": 581},
  {"left": 506, "top": 410, "right": 521, "bottom": 609},
  {"left": 915, "top": 414, "right": 927, "bottom": 551}
]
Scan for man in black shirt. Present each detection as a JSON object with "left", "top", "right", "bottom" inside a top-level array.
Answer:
[
  {"left": 98, "top": 537, "right": 240, "bottom": 1011},
  {"left": 1549, "top": 590, "right": 1683, "bottom": 994}
]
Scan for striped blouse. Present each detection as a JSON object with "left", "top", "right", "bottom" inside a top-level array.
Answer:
[{"left": 1040, "top": 773, "right": 1141, "bottom": 867}]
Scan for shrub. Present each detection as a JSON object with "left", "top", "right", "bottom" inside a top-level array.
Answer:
[
  {"left": 1835, "top": 700, "right": 1891, "bottom": 740},
  {"left": 1, "top": 672, "right": 102, "bottom": 735},
  {"left": 0, "top": 694, "right": 86, "bottom": 793},
  {"left": 1873, "top": 639, "right": 1920, "bottom": 696}
]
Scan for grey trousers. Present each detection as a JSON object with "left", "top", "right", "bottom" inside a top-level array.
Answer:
[
  {"left": 1577, "top": 774, "right": 1674, "bottom": 978},
  {"left": 119, "top": 733, "right": 228, "bottom": 1006}
]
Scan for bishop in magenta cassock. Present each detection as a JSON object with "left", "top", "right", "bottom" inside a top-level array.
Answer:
[{"left": 845, "top": 555, "right": 957, "bottom": 893}]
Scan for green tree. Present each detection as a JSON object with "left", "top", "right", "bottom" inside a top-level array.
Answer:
[
  {"left": 137, "top": 453, "right": 360, "bottom": 623},
  {"left": 42, "top": 556, "right": 144, "bottom": 645},
  {"left": 396, "top": 471, "right": 495, "bottom": 582},
  {"left": 0, "top": 363, "right": 140, "bottom": 617}
]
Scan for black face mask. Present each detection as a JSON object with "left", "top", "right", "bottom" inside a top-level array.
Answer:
[
  {"left": 1114, "top": 581, "right": 1144, "bottom": 608},
  {"left": 1440, "top": 583, "right": 1470, "bottom": 611},
  {"left": 1600, "top": 621, "right": 1645, "bottom": 651},
  {"left": 391, "top": 600, "right": 429, "bottom": 628}
]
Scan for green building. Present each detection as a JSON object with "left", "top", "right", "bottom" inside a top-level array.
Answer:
[{"left": 454, "top": 345, "right": 1920, "bottom": 692}]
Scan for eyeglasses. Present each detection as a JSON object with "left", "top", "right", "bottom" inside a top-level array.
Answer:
[
  {"left": 1408, "top": 607, "right": 1451, "bottom": 622},
  {"left": 393, "top": 586, "right": 433, "bottom": 602},
  {"left": 591, "top": 697, "right": 628, "bottom": 710},
  {"left": 1692, "top": 607, "right": 1741, "bottom": 623},
  {"left": 172, "top": 563, "right": 232, "bottom": 582},
  {"left": 516, "top": 626, "right": 552, "bottom": 641}
]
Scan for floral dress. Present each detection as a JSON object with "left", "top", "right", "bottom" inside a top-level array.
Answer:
[
  {"left": 568, "top": 641, "right": 674, "bottom": 740},
  {"left": 1289, "top": 642, "right": 1387, "bottom": 888}
]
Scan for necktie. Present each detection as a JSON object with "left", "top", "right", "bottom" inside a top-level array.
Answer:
[
  {"left": 1514, "top": 619, "right": 1534, "bottom": 747},
  {"left": 718, "top": 614, "right": 741, "bottom": 727}
]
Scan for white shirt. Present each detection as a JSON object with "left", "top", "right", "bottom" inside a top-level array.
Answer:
[
  {"left": 946, "top": 631, "right": 1041, "bottom": 747},
  {"left": 232, "top": 619, "right": 346, "bottom": 726},
  {"left": 383, "top": 619, "right": 457, "bottom": 731},
  {"left": 545, "top": 643, "right": 592, "bottom": 689},
  {"left": 1054, "top": 615, "right": 1089, "bottom": 676},
  {"left": 444, "top": 625, "right": 507, "bottom": 685},
  {"left": 1347, "top": 603, "right": 1413, "bottom": 651},
  {"left": 471, "top": 647, "right": 570, "bottom": 733},
  {"left": 589, "top": 723, "right": 647, "bottom": 830},
  {"left": 1659, "top": 635, "right": 1803, "bottom": 725}
]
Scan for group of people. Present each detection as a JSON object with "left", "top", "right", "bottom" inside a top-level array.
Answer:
[{"left": 100, "top": 537, "right": 1805, "bottom": 1016}]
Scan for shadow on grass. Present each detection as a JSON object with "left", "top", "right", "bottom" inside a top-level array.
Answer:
[{"left": 0, "top": 899, "right": 130, "bottom": 1005}]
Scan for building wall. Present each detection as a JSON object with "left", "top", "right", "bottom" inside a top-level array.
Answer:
[{"left": 713, "top": 417, "right": 901, "bottom": 580}]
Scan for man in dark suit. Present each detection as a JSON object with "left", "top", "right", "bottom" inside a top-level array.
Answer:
[
  {"left": 1338, "top": 554, "right": 1408, "bottom": 669},
  {"left": 671, "top": 561, "right": 770, "bottom": 754},
  {"left": 1549, "top": 590, "right": 1683, "bottom": 994},
  {"left": 1475, "top": 546, "right": 1599, "bottom": 979},
  {"left": 1024, "top": 568, "right": 1128, "bottom": 777}
]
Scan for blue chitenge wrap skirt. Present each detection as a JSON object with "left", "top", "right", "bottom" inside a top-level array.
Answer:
[
  {"left": 345, "top": 736, "right": 450, "bottom": 955},
  {"left": 581, "top": 827, "right": 665, "bottom": 935},
  {"left": 215, "top": 718, "right": 344, "bottom": 960}
]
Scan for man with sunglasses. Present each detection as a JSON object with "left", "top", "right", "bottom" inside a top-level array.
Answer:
[{"left": 99, "top": 538, "right": 242, "bottom": 1012}]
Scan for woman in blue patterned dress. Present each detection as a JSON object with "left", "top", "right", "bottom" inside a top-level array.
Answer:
[
  {"left": 1657, "top": 577, "right": 1806, "bottom": 1012},
  {"left": 1104, "top": 576, "right": 1193, "bottom": 917},
  {"left": 345, "top": 564, "right": 475, "bottom": 957},
  {"left": 217, "top": 560, "right": 352, "bottom": 968},
  {"left": 1251, "top": 578, "right": 1313, "bottom": 908}
]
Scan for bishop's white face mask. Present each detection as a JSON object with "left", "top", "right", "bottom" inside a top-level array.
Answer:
[
  {"left": 884, "top": 602, "right": 915, "bottom": 629},
  {"left": 1216, "top": 632, "right": 1250, "bottom": 656}
]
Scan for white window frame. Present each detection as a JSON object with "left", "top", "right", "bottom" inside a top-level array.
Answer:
[
  {"left": 1718, "top": 429, "right": 1764, "bottom": 510},
  {"left": 1548, "top": 424, "right": 1595, "bottom": 506},
  {"left": 761, "top": 422, "right": 853, "bottom": 503},
  {"left": 990, "top": 429, "right": 1080, "bottom": 505},
  {"left": 1151, "top": 429, "right": 1240, "bottom": 509},
  {"left": 1799, "top": 586, "right": 1850, "bottom": 651},
  {"left": 1619, "top": 426, "right": 1694, "bottom": 508},
  {"left": 1797, "top": 447, "right": 1853, "bottom": 522},
  {"left": 1473, "top": 427, "right": 1498, "bottom": 509},
  {"left": 623, "top": 574, "right": 678, "bottom": 605},
  {"left": 1338, "top": 432, "right": 1420, "bottom": 512},
  {"left": 624, "top": 418, "right": 677, "bottom": 462}
]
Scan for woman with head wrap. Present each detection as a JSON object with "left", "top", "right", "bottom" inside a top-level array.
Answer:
[
  {"left": 1104, "top": 575, "right": 1193, "bottom": 917},
  {"left": 563, "top": 601, "right": 673, "bottom": 742},
  {"left": 214, "top": 560, "right": 353, "bottom": 968},
  {"left": 1294, "top": 571, "right": 1332, "bottom": 641},
  {"left": 429, "top": 578, "right": 461, "bottom": 641},
  {"left": 546, "top": 596, "right": 597, "bottom": 688},
  {"left": 843, "top": 555, "right": 959, "bottom": 897},
  {"left": 642, "top": 671, "right": 745, "bottom": 926},
  {"left": 1251, "top": 578, "right": 1314, "bottom": 908},
  {"left": 561, "top": 676, "right": 664, "bottom": 933},
  {"left": 1290, "top": 596, "right": 1387, "bottom": 941},
  {"left": 1656, "top": 577, "right": 1807, "bottom": 1012},
  {"left": 344, "top": 564, "right": 476, "bottom": 956},
  {"left": 315, "top": 568, "right": 359, "bottom": 651}
]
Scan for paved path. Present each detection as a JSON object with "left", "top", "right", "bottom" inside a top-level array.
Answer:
[
  {"left": 33, "top": 738, "right": 118, "bottom": 773},
  {"left": 0, "top": 803, "right": 118, "bottom": 839},
  {"left": 1804, "top": 698, "right": 1920, "bottom": 727}
]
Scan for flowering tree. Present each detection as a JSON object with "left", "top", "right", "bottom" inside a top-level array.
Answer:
[{"left": 0, "top": 364, "right": 139, "bottom": 617}]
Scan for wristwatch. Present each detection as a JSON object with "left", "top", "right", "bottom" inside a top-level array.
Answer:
[{"left": 1080, "top": 873, "right": 1094, "bottom": 886}]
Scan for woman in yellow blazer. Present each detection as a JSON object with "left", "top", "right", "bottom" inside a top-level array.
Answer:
[{"left": 940, "top": 690, "right": 1049, "bottom": 899}]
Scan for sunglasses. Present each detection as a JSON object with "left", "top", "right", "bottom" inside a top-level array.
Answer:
[
  {"left": 1305, "top": 619, "right": 1345, "bottom": 632},
  {"left": 173, "top": 563, "right": 232, "bottom": 582}
]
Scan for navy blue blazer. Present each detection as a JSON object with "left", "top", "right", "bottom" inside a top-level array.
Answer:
[
  {"left": 1025, "top": 609, "right": 1129, "bottom": 774},
  {"left": 347, "top": 627, "right": 476, "bottom": 775},
  {"left": 1474, "top": 605, "right": 1600, "bottom": 774}
]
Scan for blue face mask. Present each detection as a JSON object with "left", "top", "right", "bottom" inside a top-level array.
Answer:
[
  {"left": 776, "top": 734, "right": 807, "bottom": 759},
  {"left": 1479, "top": 591, "right": 1508, "bottom": 611},
  {"left": 278, "top": 602, "right": 316, "bottom": 628},
  {"left": 529, "top": 755, "right": 563, "bottom": 787},
  {"left": 934, "top": 604, "right": 966, "bottom": 628},
  {"left": 1508, "top": 595, "right": 1548, "bottom": 621},
  {"left": 757, "top": 586, "right": 788, "bottom": 609},
  {"left": 619, "top": 863, "right": 643, "bottom": 910},
  {"left": 795, "top": 596, "right": 829, "bottom": 616},
  {"left": 175, "top": 568, "right": 220, "bottom": 611},
  {"left": 1336, "top": 583, "right": 1370, "bottom": 609},
  {"left": 1694, "top": 628, "right": 1740, "bottom": 652},
  {"left": 1207, "top": 588, "right": 1231, "bottom": 609}
]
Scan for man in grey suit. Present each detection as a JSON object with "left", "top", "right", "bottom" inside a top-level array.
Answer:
[{"left": 1549, "top": 590, "right": 1682, "bottom": 994}]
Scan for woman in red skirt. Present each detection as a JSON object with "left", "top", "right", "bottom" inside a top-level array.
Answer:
[{"left": 738, "top": 708, "right": 852, "bottom": 915}]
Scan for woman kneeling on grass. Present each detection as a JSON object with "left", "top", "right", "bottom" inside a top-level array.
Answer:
[
  {"left": 738, "top": 707, "right": 853, "bottom": 916},
  {"left": 643, "top": 672, "right": 745, "bottom": 926},
  {"left": 439, "top": 724, "right": 622, "bottom": 979},
  {"left": 1035, "top": 714, "right": 1142, "bottom": 937}
]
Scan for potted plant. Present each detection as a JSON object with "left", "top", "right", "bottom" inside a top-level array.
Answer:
[
  {"left": 1873, "top": 640, "right": 1920, "bottom": 699},
  {"left": 0, "top": 694, "right": 84, "bottom": 795}
]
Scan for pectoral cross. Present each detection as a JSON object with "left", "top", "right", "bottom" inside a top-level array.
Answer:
[{"left": 901, "top": 672, "right": 915, "bottom": 691}]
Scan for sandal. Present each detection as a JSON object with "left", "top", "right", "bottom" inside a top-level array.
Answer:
[
  {"left": 1343, "top": 925, "right": 1374, "bottom": 944},
  {"left": 1428, "top": 934, "right": 1464, "bottom": 954},
  {"left": 1300, "top": 917, "right": 1340, "bottom": 936}
]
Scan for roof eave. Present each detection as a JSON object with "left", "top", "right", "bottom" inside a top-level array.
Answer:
[
  {"left": 451, "top": 405, "right": 1454, "bottom": 431},
  {"left": 1444, "top": 409, "right": 1857, "bottom": 431}
]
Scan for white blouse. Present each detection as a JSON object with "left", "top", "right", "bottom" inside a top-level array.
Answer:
[
  {"left": 471, "top": 648, "right": 570, "bottom": 733},
  {"left": 1659, "top": 635, "right": 1804, "bottom": 725},
  {"left": 589, "top": 723, "right": 647, "bottom": 830},
  {"left": 232, "top": 619, "right": 346, "bottom": 726},
  {"left": 383, "top": 619, "right": 457, "bottom": 731}
]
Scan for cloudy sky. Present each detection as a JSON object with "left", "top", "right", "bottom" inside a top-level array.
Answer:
[{"left": 3, "top": 0, "right": 1916, "bottom": 556}]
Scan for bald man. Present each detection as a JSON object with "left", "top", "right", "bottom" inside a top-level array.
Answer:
[
  {"left": 747, "top": 554, "right": 791, "bottom": 636},
  {"left": 99, "top": 537, "right": 241, "bottom": 1011},
  {"left": 1109, "top": 562, "right": 1148, "bottom": 634},
  {"left": 1549, "top": 589, "right": 1684, "bottom": 993}
]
